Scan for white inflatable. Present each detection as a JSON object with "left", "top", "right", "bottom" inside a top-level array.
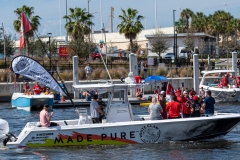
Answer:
[{"left": 0, "top": 119, "right": 9, "bottom": 139}]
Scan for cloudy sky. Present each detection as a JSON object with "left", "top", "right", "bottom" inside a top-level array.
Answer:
[{"left": 0, "top": 0, "right": 240, "bottom": 39}]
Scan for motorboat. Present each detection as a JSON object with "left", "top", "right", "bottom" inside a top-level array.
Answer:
[
  {"left": 5, "top": 83, "right": 240, "bottom": 148},
  {"left": 11, "top": 93, "right": 54, "bottom": 111},
  {"left": 200, "top": 70, "right": 240, "bottom": 101}
]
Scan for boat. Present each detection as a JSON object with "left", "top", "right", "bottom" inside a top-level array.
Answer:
[
  {"left": 200, "top": 70, "right": 240, "bottom": 101},
  {"left": 11, "top": 93, "right": 54, "bottom": 111},
  {"left": 5, "top": 83, "right": 240, "bottom": 148}
]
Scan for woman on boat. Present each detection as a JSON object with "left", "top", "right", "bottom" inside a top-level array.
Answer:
[
  {"left": 191, "top": 96, "right": 202, "bottom": 117},
  {"left": 148, "top": 96, "right": 163, "bottom": 120},
  {"left": 23, "top": 82, "right": 30, "bottom": 93},
  {"left": 159, "top": 91, "right": 167, "bottom": 119}
]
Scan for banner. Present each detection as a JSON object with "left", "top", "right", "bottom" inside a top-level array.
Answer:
[
  {"left": 166, "top": 83, "right": 175, "bottom": 96},
  {"left": 11, "top": 56, "right": 66, "bottom": 96}
]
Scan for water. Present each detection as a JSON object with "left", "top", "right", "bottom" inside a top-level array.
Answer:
[{"left": 1, "top": 102, "right": 240, "bottom": 159}]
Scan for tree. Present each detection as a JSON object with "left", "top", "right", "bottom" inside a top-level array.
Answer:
[
  {"left": 175, "top": 18, "right": 187, "bottom": 33},
  {"left": 191, "top": 12, "right": 208, "bottom": 33},
  {"left": 197, "top": 38, "right": 206, "bottom": 60},
  {"left": 128, "top": 41, "right": 141, "bottom": 54},
  {"left": 117, "top": 8, "right": 144, "bottom": 52},
  {"left": 13, "top": 5, "right": 41, "bottom": 56},
  {"left": 0, "top": 33, "right": 16, "bottom": 57},
  {"left": 63, "top": 7, "right": 94, "bottom": 58},
  {"left": 180, "top": 8, "right": 194, "bottom": 29},
  {"left": 183, "top": 28, "right": 195, "bottom": 58},
  {"left": 149, "top": 29, "right": 170, "bottom": 61}
]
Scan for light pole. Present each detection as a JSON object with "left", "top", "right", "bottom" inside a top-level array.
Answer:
[
  {"left": 173, "top": 10, "right": 177, "bottom": 65},
  {"left": 65, "top": 0, "right": 68, "bottom": 44},
  {"left": 144, "top": 16, "right": 147, "bottom": 29},
  {"left": 224, "top": 3, "right": 227, "bottom": 12},
  {"left": 47, "top": 33, "right": 52, "bottom": 74},
  {"left": 155, "top": 0, "right": 157, "bottom": 29},
  {"left": 100, "top": 0, "right": 103, "bottom": 33}
]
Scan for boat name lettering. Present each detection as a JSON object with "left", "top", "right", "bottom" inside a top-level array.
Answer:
[
  {"left": 139, "top": 124, "right": 161, "bottom": 143},
  {"left": 36, "top": 133, "right": 53, "bottom": 136},
  {"left": 54, "top": 132, "right": 136, "bottom": 144}
]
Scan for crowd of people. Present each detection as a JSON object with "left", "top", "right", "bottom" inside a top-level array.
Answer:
[
  {"left": 216, "top": 74, "right": 240, "bottom": 88},
  {"left": 149, "top": 86, "right": 215, "bottom": 120}
]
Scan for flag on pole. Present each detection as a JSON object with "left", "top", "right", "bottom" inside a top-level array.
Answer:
[
  {"left": 166, "top": 82, "right": 175, "bottom": 96},
  {"left": 20, "top": 11, "right": 32, "bottom": 50}
]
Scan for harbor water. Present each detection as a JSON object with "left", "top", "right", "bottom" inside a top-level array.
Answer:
[{"left": 1, "top": 102, "right": 240, "bottom": 159}]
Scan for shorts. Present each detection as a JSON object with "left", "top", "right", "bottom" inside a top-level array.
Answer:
[
  {"left": 86, "top": 73, "right": 91, "bottom": 77},
  {"left": 49, "top": 122, "right": 58, "bottom": 127}
]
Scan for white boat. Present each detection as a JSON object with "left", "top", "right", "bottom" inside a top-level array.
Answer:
[
  {"left": 200, "top": 70, "right": 240, "bottom": 102},
  {"left": 5, "top": 83, "right": 240, "bottom": 148},
  {"left": 11, "top": 93, "right": 54, "bottom": 111}
]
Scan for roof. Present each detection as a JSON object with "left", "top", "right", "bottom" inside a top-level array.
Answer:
[
  {"left": 145, "top": 32, "right": 215, "bottom": 39},
  {"left": 201, "top": 70, "right": 235, "bottom": 74}
]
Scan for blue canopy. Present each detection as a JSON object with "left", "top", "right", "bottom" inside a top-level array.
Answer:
[{"left": 145, "top": 75, "right": 169, "bottom": 84}]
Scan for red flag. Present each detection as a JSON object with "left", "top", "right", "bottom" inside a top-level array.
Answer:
[
  {"left": 166, "top": 83, "right": 175, "bottom": 96},
  {"left": 20, "top": 11, "right": 32, "bottom": 50}
]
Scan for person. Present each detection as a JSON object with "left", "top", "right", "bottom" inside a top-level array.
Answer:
[
  {"left": 33, "top": 82, "right": 42, "bottom": 95},
  {"left": 191, "top": 96, "right": 202, "bottom": 117},
  {"left": 175, "top": 87, "right": 181, "bottom": 97},
  {"left": 90, "top": 95, "right": 105, "bottom": 123},
  {"left": 138, "top": 62, "right": 141, "bottom": 76},
  {"left": 44, "top": 87, "right": 53, "bottom": 95},
  {"left": 199, "top": 87, "right": 205, "bottom": 98},
  {"left": 237, "top": 77, "right": 240, "bottom": 88},
  {"left": 161, "top": 82, "right": 167, "bottom": 92},
  {"left": 60, "top": 95, "right": 66, "bottom": 102},
  {"left": 143, "top": 63, "right": 148, "bottom": 78},
  {"left": 189, "top": 88, "right": 196, "bottom": 97},
  {"left": 222, "top": 74, "right": 229, "bottom": 88},
  {"left": 166, "top": 95, "right": 182, "bottom": 119},
  {"left": 159, "top": 91, "right": 167, "bottom": 119},
  {"left": 39, "top": 104, "right": 58, "bottom": 127},
  {"left": 148, "top": 96, "right": 163, "bottom": 120},
  {"left": 85, "top": 63, "right": 92, "bottom": 82},
  {"left": 181, "top": 90, "right": 192, "bottom": 118},
  {"left": 97, "top": 95, "right": 106, "bottom": 122},
  {"left": 136, "top": 91, "right": 145, "bottom": 100},
  {"left": 82, "top": 90, "right": 91, "bottom": 101},
  {"left": 23, "top": 82, "right": 30, "bottom": 93},
  {"left": 202, "top": 90, "right": 215, "bottom": 116},
  {"left": 232, "top": 76, "right": 237, "bottom": 88},
  {"left": 237, "top": 60, "right": 240, "bottom": 74}
]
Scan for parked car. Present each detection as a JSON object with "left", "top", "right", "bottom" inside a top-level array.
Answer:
[
  {"left": 91, "top": 52, "right": 106, "bottom": 61},
  {"left": 163, "top": 53, "right": 175, "bottom": 63}
]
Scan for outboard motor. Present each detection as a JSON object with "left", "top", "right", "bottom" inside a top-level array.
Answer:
[{"left": 3, "top": 132, "right": 18, "bottom": 146}]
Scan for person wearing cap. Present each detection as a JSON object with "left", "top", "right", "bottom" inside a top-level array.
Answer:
[
  {"left": 44, "top": 87, "right": 53, "bottom": 95},
  {"left": 202, "top": 90, "right": 215, "bottom": 116},
  {"left": 90, "top": 94, "right": 105, "bottom": 123},
  {"left": 191, "top": 96, "right": 202, "bottom": 117},
  {"left": 199, "top": 87, "right": 205, "bottom": 98},
  {"left": 148, "top": 96, "right": 163, "bottom": 120},
  {"left": 222, "top": 74, "right": 229, "bottom": 88},
  {"left": 189, "top": 88, "right": 196, "bottom": 97},
  {"left": 166, "top": 95, "right": 182, "bottom": 119},
  {"left": 159, "top": 91, "right": 167, "bottom": 119},
  {"left": 39, "top": 104, "right": 58, "bottom": 127}
]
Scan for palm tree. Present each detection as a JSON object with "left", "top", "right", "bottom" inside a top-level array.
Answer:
[
  {"left": 13, "top": 5, "right": 41, "bottom": 56},
  {"left": 63, "top": 7, "right": 93, "bottom": 40},
  {"left": 191, "top": 12, "right": 208, "bottom": 33},
  {"left": 180, "top": 8, "right": 194, "bottom": 29},
  {"left": 117, "top": 8, "right": 144, "bottom": 52},
  {"left": 175, "top": 18, "right": 187, "bottom": 33}
]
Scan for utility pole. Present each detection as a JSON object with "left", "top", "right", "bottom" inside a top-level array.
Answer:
[
  {"left": 1, "top": 23, "right": 6, "bottom": 61},
  {"left": 65, "top": 0, "right": 68, "bottom": 44},
  {"left": 155, "top": 0, "right": 157, "bottom": 29}
]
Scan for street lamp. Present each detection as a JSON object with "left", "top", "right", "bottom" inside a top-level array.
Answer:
[
  {"left": 224, "top": 3, "right": 227, "bottom": 12},
  {"left": 173, "top": 10, "right": 177, "bottom": 65},
  {"left": 144, "top": 16, "right": 147, "bottom": 29},
  {"left": 47, "top": 33, "right": 52, "bottom": 74},
  {"left": 155, "top": 0, "right": 157, "bottom": 29}
]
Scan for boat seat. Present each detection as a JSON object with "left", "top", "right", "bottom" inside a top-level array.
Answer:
[{"left": 77, "top": 108, "right": 92, "bottom": 125}]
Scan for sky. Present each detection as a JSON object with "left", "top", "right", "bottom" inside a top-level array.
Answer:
[{"left": 0, "top": 0, "right": 240, "bottom": 40}]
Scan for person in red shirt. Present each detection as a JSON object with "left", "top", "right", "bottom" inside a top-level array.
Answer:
[
  {"left": 154, "top": 86, "right": 160, "bottom": 95},
  {"left": 33, "top": 82, "right": 42, "bottom": 95},
  {"left": 175, "top": 87, "right": 181, "bottom": 97},
  {"left": 166, "top": 95, "right": 182, "bottom": 119},
  {"left": 237, "top": 77, "right": 240, "bottom": 88},
  {"left": 222, "top": 74, "right": 229, "bottom": 87},
  {"left": 189, "top": 88, "right": 196, "bottom": 97},
  {"left": 23, "top": 82, "right": 30, "bottom": 93},
  {"left": 181, "top": 91, "right": 192, "bottom": 118}
]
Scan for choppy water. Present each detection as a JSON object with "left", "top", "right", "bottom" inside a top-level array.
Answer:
[{"left": 1, "top": 102, "right": 240, "bottom": 160}]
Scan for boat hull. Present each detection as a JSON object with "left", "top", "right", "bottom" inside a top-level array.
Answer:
[
  {"left": 11, "top": 93, "right": 54, "bottom": 111},
  {"left": 7, "top": 114, "right": 240, "bottom": 148}
]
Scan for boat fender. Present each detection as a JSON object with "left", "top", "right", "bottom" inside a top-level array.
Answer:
[{"left": 3, "top": 132, "right": 18, "bottom": 146}]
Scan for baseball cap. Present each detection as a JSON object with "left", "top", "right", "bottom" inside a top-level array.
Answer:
[
  {"left": 160, "top": 91, "right": 165, "bottom": 95},
  {"left": 193, "top": 96, "right": 199, "bottom": 101}
]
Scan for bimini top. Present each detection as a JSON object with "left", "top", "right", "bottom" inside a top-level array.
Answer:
[
  {"left": 201, "top": 70, "right": 235, "bottom": 75},
  {"left": 73, "top": 83, "right": 114, "bottom": 90}
]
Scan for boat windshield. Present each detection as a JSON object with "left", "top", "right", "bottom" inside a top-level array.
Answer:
[{"left": 203, "top": 73, "right": 234, "bottom": 87}]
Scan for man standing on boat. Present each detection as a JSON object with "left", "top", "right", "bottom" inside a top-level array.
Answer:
[
  {"left": 90, "top": 95, "right": 105, "bottom": 123},
  {"left": 85, "top": 63, "right": 92, "bottom": 82},
  {"left": 202, "top": 90, "right": 215, "bottom": 116},
  {"left": 166, "top": 95, "right": 182, "bottom": 119}
]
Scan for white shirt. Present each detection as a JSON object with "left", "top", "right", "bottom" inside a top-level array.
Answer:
[
  {"left": 90, "top": 99, "right": 100, "bottom": 118},
  {"left": 85, "top": 66, "right": 92, "bottom": 74}
]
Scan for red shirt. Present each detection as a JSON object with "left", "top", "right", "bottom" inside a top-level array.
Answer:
[
  {"left": 33, "top": 85, "right": 42, "bottom": 95},
  {"left": 190, "top": 90, "right": 196, "bottom": 96},
  {"left": 166, "top": 101, "right": 181, "bottom": 118},
  {"left": 176, "top": 90, "right": 181, "bottom": 97},
  {"left": 222, "top": 77, "right": 228, "bottom": 87},
  {"left": 181, "top": 97, "right": 192, "bottom": 114}
]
